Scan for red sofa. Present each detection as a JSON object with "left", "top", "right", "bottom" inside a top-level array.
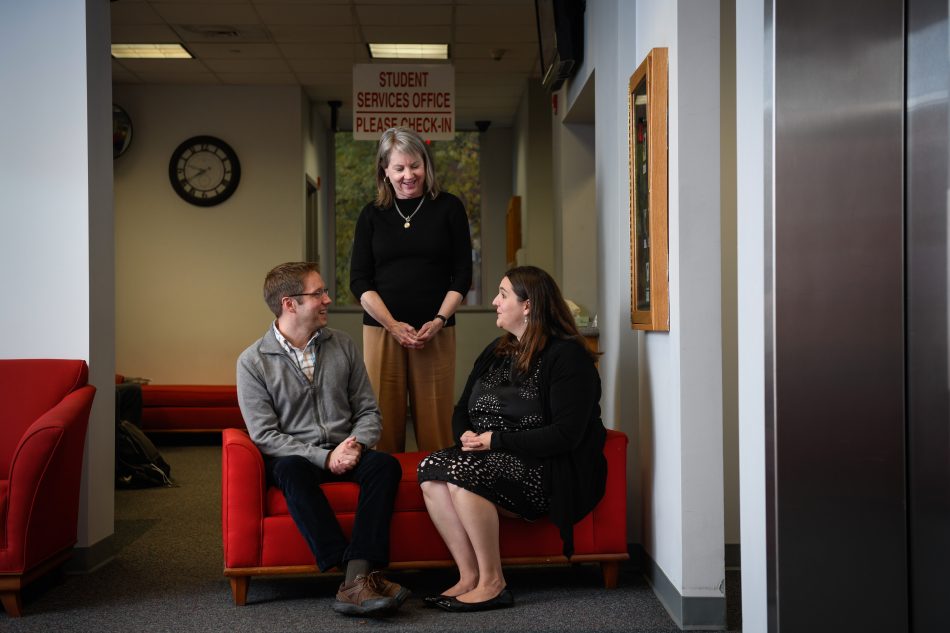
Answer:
[
  {"left": 140, "top": 384, "right": 243, "bottom": 433},
  {"left": 222, "top": 428, "right": 629, "bottom": 605},
  {"left": 0, "top": 360, "right": 96, "bottom": 617}
]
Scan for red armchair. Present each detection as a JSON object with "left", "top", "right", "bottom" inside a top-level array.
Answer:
[
  {"left": 0, "top": 360, "right": 96, "bottom": 617},
  {"left": 222, "top": 428, "right": 629, "bottom": 605}
]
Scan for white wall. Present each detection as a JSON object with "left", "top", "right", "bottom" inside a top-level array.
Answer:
[
  {"left": 113, "top": 84, "right": 306, "bottom": 383},
  {"left": 563, "top": 0, "right": 726, "bottom": 619},
  {"left": 0, "top": 0, "right": 115, "bottom": 553}
]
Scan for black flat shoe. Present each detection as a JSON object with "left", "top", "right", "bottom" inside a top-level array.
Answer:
[
  {"left": 435, "top": 588, "right": 514, "bottom": 612},
  {"left": 422, "top": 594, "right": 450, "bottom": 608}
]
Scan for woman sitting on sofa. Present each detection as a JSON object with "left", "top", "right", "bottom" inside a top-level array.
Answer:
[{"left": 417, "top": 265, "right": 607, "bottom": 612}]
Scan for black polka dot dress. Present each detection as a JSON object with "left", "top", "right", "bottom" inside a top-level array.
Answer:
[{"left": 417, "top": 356, "right": 549, "bottom": 519}]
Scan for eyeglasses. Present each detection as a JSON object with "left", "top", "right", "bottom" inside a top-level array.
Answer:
[{"left": 287, "top": 288, "right": 329, "bottom": 300}]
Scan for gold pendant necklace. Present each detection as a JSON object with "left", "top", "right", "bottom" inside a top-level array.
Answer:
[{"left": 393, "top": 196, "right": 425, "bottom": 229}]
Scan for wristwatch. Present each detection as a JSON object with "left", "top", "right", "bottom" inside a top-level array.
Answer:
[{"left": 434, "top": 314, "right": 447, "bottom": 324}]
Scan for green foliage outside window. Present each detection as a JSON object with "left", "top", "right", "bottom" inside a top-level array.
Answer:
[{"left": 334, "top": 131, "right": 482, "bottom": 305}]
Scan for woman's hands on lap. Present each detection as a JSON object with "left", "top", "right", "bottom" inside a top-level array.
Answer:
[{"left": 460, "top": 430, "right": 492, "bottom": 451}]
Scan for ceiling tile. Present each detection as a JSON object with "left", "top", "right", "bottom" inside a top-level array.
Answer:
[
  {"left": 354, "top": 5, "right": 452, "bottom": 26},
  {"left": 352, "top": 0, "right": 452, "bottom": 5},
  {"left": 454, "top": 0, "right": 533, "bottom": 4},
  {"left": 150, "top": 2, "right": 261, "bottom": 25},
  {"left": 132, "top": 71, "right": 223, "bottom": 84},
  {"left": 455, "top": 4, "right": 535, "bottom": 25},
  {"left": 452, "top": 42, "right": 537, "bottom": 60},
  {"left": 255, "top": 3, "right": 354, "bottom": 25},
  {"left": 454, "top": 57, "right": 536, "bottom": 74},
  {"left": 185, "top": 42, "right": 283, "bottom": 59},
  {"left": 109, "top": 0, "right": 542, "bottom": 128},
  {"left": 268, "top": 24, "right": 358, "bottom": 42},
  {"left": 116, "top": 58, "right": 211, "bottom": 73},
  {"left": 457, "top": 73, "right": 533, "bottom": 87},
  {"left": 294, "top": 72, "right": 353, "bottom": 86},
  {"left": 203, "top": 58, "right": 292, "bottom": 73},
  {"left": 455, "top": 24, "right": 538, "bottom": 43},
  {"left": 217, "top": 72, "right": 299, "bottom": 84},
  {"left": 111, "top": 2, "right": 165, "bottom": 24},
  {"left": 111, "top": 24, "right": 182, "bottom": 42},
  {"left": 278, "top": 42, "right": 361, "bottom": 59},
  {"left": 287, "top": 59, "right": 354, "bottom": 74}
]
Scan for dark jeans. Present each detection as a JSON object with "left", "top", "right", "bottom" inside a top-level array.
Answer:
[{"left": 265, "top": 449, "right": 401, "bottom": 572}]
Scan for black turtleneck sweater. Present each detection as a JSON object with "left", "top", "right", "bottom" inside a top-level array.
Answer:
[{"left": 349, "top": 191, "right": 473, "bottom": 329}]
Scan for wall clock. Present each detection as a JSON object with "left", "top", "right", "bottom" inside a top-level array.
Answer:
[{"left": 168, "top": 135, "right": 241, "bottom": 206}]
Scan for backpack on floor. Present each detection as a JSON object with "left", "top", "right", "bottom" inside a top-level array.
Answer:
[{"left": 116, "top": 419, "right": 173, "bottom": 488}]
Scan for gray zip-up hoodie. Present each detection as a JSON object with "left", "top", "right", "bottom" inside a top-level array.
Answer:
[{"left": 236, "top": 326, "right": 381, "bottom": 469}]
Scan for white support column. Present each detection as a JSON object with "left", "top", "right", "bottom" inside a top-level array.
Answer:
[{"left": 0, "top": 0, "right": 115, "bottom": 566}]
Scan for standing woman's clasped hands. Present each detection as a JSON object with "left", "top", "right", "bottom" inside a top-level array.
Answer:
[{"left": 387, "top": 320, "right": 423, "bottom": 349}]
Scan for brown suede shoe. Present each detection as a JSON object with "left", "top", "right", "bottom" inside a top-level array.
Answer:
[
  {"left": 333, "top": 574, "right": 396, "bottom": 616},
  {"left": 367, "top": 571, "right": 410, "bottom": 606}
]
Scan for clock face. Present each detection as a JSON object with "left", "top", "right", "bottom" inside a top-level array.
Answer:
[{"left": 168, "top": 135, "right": 241, "bottom": 206}]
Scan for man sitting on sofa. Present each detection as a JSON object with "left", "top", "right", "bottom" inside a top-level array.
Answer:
[{"left": 237, "top": 261, "right": 407, "bottom": 616}]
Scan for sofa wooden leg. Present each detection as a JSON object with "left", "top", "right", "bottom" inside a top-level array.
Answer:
[
  {"left": 600, "top": 561, "right": 619, "bottom": 589},
  {"left": 229, "top": 576, "right": 249, "bottom": 606},
  {"left": 1, "top": 590, "right": 23, "bottom": 617}
]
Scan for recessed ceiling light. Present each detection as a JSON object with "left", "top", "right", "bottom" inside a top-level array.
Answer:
[
  {"left": 368, "top": 43, "right": 448, "bottom": 60},
  {"left": 111, "top": 44, "right": 193, "bottom": 59}
]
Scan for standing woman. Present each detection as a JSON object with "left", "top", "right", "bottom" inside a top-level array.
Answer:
[
  {"left": 350, "top": 127, "right": 473, "bottom": 453},
  {"left": 417, "top": 266, "right": 607, "bottom": 612}
]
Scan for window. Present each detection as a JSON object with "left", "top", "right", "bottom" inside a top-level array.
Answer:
[{"left": 333, "top": 131, "right": 482, "bottom": 305}]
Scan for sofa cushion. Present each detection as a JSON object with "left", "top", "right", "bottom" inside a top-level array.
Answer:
[{"left": 264, "top": 451, "right": 430, "bottom": 516}]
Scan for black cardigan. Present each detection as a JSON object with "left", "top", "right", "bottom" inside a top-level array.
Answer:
[{"left": 452, "top": 336, "right": 608, "bottom": 556}]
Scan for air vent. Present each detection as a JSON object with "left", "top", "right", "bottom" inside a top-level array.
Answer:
[{"left": 171, "top": 24, "right": 271, "bottom": 42}]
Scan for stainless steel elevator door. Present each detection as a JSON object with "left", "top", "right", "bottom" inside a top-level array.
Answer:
[
  {"left": 773, "top": 0, "right": 908, "bottom": 630},
  {"left": 906, "top": 1, "right": 950, "bottom": 630}
]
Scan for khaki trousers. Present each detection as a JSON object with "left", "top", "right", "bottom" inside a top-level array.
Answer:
[{"left": 362, "top": 325, "right": 456, "bottom": 453}]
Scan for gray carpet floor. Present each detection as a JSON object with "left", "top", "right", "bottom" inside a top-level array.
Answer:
[{"left": 6, "top": 441, "right": 741, "bottom": 632}]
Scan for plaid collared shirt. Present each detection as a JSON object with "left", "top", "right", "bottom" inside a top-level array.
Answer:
[{"left": 272, "top": 323, "right": 320, "bottom": 382}]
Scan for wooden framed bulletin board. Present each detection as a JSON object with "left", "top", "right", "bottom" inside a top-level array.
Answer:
[{"left": 629, "top": 47, "right": 669, "bottom": 332}]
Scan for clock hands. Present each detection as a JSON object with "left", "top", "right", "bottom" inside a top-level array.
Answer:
[{"left": 187, "top": 165, "right": 212, "bottom": 178}]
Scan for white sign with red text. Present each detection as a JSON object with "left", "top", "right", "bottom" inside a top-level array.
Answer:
[{"left": 352, "top": 64, "right": 455, "bottom": 141}]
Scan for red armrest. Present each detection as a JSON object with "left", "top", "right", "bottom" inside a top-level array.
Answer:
[
  {"left": 0, "top": 384, "right": 95, "bottom": 573},
  {"left": 591, "top": 429, "right": 628, "bottom": 553},
  {"left": 222, "top": 429, "right": 267, "bottom": 569}
]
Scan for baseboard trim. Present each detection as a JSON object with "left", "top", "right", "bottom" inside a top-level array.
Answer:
[
  {"left": 65, "top": 535, "right": 115, "bottom": 574},
  {"left": 632, "top": 544, "right": 726, "bottom": 631}
]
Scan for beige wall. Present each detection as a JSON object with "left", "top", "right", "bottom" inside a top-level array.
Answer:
[
  {"left": 513, "top": 82, "right": 555, "bottom": 271},
  {"left": 113, "top": 83, "right": 511, "bottom": 389},
  {"left": 113, "top": 84, "right": 306, "bottom": 384}
]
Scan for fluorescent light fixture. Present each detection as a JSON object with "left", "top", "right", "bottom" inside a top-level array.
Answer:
[
  {"left": 111, "top": 44, "right": 193, "bottom": 59},
  {"left": 368, "top": 43, "right": 448, "bottom": 60}
]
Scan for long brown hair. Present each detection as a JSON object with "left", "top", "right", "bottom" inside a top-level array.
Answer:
[{"left": 494, "top": 266, "right": 593, "bottom": 373}]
